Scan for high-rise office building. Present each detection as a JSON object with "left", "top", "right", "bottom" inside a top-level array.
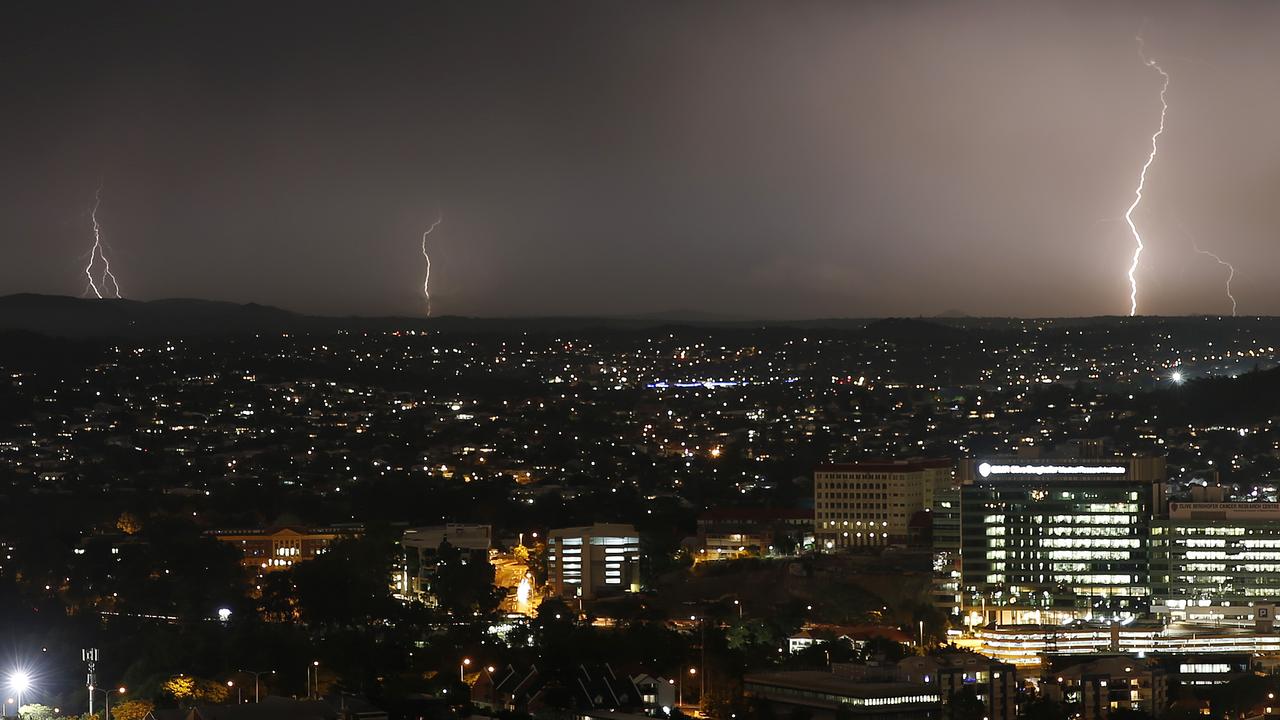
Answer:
[
  {"left": 959, "top": 455, "right": 1166, "bottom": 625},
  {"left": 814, "top": 459, "right": 953, "bottom": 549},
  {"left": 932, "top": 470, "right": 964, "bottom": 615}
]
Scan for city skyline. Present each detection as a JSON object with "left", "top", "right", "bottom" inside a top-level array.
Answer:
[
  {"left": 9, "top": 5, "right": 1280, "bottom": 719},
  {"left": 5, "top": 2, "right": 1280, "bottom": 318}
]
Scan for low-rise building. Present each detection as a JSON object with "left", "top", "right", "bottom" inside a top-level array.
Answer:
[
  {"left": 1045, "top": 656, "right": 1167, "bottom": 720},
  {"left": 206, "top": 524, "right": 361, "bottom": 575},
  {"left": 743, "top": 671, "right": 940, "bottom": 720},
  {"left": 898, "top": 651, "right": 1016, "bottom": 720},
  {"left": 788, "top": 625, "right": 913, "bottom": 656},
  {"left": 400, "top": 524, "right": 492, "bottom": 599},
  {"left": 696, "top": 507, "right": 812, "bottom": 560},
  {"left": 1159, "top": 654, "right": 1252, "bottom": 686}
]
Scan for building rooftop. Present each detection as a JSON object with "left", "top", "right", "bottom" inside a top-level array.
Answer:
[
  {"left": 698, "top": 507, "right": 812, "bottom": 522},
  {"left": 744, "top": 671, "right": 938, "bottom": 701},
  {"left": 816, "top": 459, "right": 953, "bottom": 473}
]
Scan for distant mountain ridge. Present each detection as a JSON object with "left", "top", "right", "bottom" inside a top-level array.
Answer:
[
  {"left": 1, "top": 293, "right": 1280, "bottom": 339},
  {"left": 0, "top": 294, "right": 326, "bottom": 338}
]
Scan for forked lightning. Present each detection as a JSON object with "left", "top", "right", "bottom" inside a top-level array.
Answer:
[{"left": 84, "top": 187, "right": 123, "bottom": 299}]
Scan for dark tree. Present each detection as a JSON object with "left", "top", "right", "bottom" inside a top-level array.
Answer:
[{"left": 432, "top": 539, "right": 502, "bottom": 618}]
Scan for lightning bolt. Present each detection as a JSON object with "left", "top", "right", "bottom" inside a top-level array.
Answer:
[
  {"left": 83, "top": 187, "right": 123, "bottom": 299},
  {"left": 1123, "top": 35, "right": 1169, "bottom": 316},
  {"left": 421, "top": 214, "right": 442, "bottom": 316},
  {"left": 1193, "top": 244, "right": 1237, "bottom": 317},
  {"left": 1175, "top": 216, "right": 1237, "bottom": 317}
]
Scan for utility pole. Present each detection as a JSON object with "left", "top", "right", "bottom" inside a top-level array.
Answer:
[{"left": 699, "top": 617, "right": 706, "bottom": 705}]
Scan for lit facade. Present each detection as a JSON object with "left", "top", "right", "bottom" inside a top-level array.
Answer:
[
  {"left": 1047, "top": 656, "right": 1167, "bottom": 720},
  {"left": 973, "top": 623, "right": 1280, "bottom": 667},
  {"left": 1154, "top": 502, "right": 1280, "bottom": 625},
  {"left": 814, "top": 459, "right": 953, "bottom": 549},
  {"left": 546, "top": 523, "right": 641, "bottom": 600},
  {"left": 959, "top": 456, "right": 1166, "bottom": 624},
  {"left": 932, "top": 475, "right": 963, "bottom": 615},
  {"left": 206, "top": 524, "right": 360, "bottom": 574},
  {"left": 743, "top": 672, "right": 941, "bottom": 720}
]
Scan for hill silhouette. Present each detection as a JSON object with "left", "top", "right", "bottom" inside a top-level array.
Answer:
[{"left": 1146, "top": 364, "right": 1280, "bottom": 425}]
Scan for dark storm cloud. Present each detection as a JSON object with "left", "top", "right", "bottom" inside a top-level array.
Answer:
[{"left": 3, "top": 1, "right": 1280, "bottom": 317}]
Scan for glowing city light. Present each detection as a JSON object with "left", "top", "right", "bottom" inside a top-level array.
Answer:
[
  {"left": 9, "top": 672, "right": 29, "bottom": 694},
  {"left": 1170, "top": 370, "right": 1184, "bottom": 384},
  {"left": 421, "top": 214, "right": 443, "bottom": 316},
  {"left": 1123, "top": 35, "right": 1169, "bottom": 316}
]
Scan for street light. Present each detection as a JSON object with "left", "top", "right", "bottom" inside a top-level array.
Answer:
[
  {"left": 9, "top": 672, "right": 30, "bottom": 715},
  {"left": 227, "top": 681, "right": 241, "bottom": 704},
  {"left": 483, "top": 666, "right": 497, "bottom": 710},
  {"left": 88, "top": 685, "right": 125, "bottom": 720},
  {"left": 238, "top": 669, "right": 275, "bottom": 703},
  {"left": 460, "top": 658, "right": 472, "bottom": 683},
  {"left": 306, "top": 662, "right": 319, "bottom": 700},
  {"left": 679, "top": 668, "right": 697, "bottom": 709}
]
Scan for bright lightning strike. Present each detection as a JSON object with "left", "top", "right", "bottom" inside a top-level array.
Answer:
[
  {"left": 83, "top": 188, "right": 123, "bottom": 299},
  {"left": 1123, "top": 36, "right": 1169, "bottom": 317},
  {"left": 421, "top": 214, "right": 443, "bottom": 316}
]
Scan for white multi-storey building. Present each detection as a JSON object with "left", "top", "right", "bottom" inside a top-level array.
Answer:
[
  {"left": 546, "top": 523, "right": 641, "bottom": 600},
  {"left": 814, "top": 459, "right": 953, "bottom": 549}
]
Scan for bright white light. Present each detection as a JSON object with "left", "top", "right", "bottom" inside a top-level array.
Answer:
[
  {"left": 9, "top": 672, "right": 30, "bottom": 694},
  {"left": 978, "top": 463, "right": 1126, "bottom": 478},
  {"left": 1170, "top": 370, "right": 1184, "bottom": 385},
  {"left": 1123, "top": 36, "right": 1170, "bottom": 316},
  {"left": 217, "top": 607, "right": 232, "bottom": 621}
]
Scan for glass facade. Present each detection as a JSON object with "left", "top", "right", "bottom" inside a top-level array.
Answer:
[
  {"left": 1154, "top": 502, "right": 1280, "bottom": 624},
  {"left": 960, "top": 458, "right": 1163, "bottom": 623}
]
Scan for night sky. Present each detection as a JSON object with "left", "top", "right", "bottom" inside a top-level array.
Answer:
[{"left": 4, "top": 1, "right": 1280, "bottom": 318}]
